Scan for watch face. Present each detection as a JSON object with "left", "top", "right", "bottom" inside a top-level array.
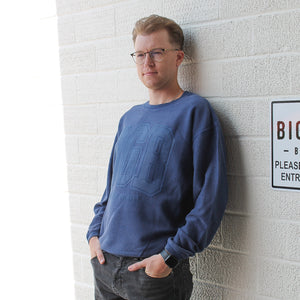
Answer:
[{"left": 166, "top": 255, "right": 178, "bottom": 268}]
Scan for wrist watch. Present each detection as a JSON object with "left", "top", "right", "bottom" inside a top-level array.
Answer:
[{"left": 160, "top": 249, "right": 178, "bottom": 268}]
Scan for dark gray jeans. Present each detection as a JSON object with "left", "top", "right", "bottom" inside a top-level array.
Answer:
[{"left": 91, "top": 251, "right": 193, "bottom": 300}]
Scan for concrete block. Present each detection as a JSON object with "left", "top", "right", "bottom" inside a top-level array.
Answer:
[
  {"left": 179, "top": 28, "right": 193, "bottom": 65},
  {"left": 69, "top": 193, "right": 98, "bottom": 225},
  {"left": 74, "top": 7, "right": 114, "bottom": 43},
  {"left": 223, "top": 290, "right": 255, "bottom": 300},
  {"left": 258, "top": 259, "right": 299, "bottom": 299},
  {"left": 57, "top": 15, "right": 76, "bottom": 45},
  {"left": 98, "top": 39, "right": 132, "bottom": 70},
  {"left": 195, "top": 62, "right": 223, "bottom": 97},
  {"left": 223, "top": 56, "right": 291, "bottom": 97},
  {"left": 252, "top": 219, "right": 290, "bottom": 259},
  {"left": 95, "top": 35, "right": 135, "bottom": 69},
  {"left": 269, "top": 55, "right": 291, "bottom": 95},
  {"left": 222, "top": 20, "right": 253, "bottom": 59},
  {"left": 56, "top": 0, "right": 115, "bottom": 16},
  {"left": 255, "top": 297, "right": 277, "bottom": 300},
  {"left": 97, "top": 167, "right": 109, "bottom": 196},
  {"left": 288, "top": 0, "right": 300, "bottom": 8},
  {"left": 82, "top": 255, "right": 94, "bottom": 284},
  {"left": 285, "top": 223, "right": 300, "bottom": 261},
  {"left": 222, "top": 214, "right": 252, "bottom": 253},
  {"left": 115, "top": 0, "right": 163, "bottom": 36},
  {"left": 225, "top": 138, "right": 270, "bottom": 177},
  {"left": 72, "top": 253, "right": 93, "bottom": 285},
  {"left": 95, "top": 38, "right": 114, "bottom": 71},
  {"left": 95, "top": 36, "right": 134, "bottom": 71},
  {"left": 252, "top": 12, "right": 298, "bottom": 55},
  {"left": 250, "top": 179, "right": 300, "bottom": 220},
  {"left": 59, "top": 44, "right": 96, "bottom": 75},
  {"left": 63, "top": 105, "right": 98, "bottom": 134},
  {"left": 113, "top": 35, "right": 136, "bottom": 70},
  {"left": 70, "top": 194, "right": 81, "bottom": 225},
  {"left": 222, "top": 58, "right": 269, "bottom": 97},
  {"left": 77, "top": 71, "right": 118, "bottom": 104},
  {"left": 78, "top": 135, "right": 114, "bottom": 166},
  {"left": 219, "top": 0, "right": 287, "bottom": 18},
  {"left": 189, "top": 25, "right": 221, "bottom": 62},
  {"left": 290, "top": 10, "right": 300, "bottom": 52},
  {"left": 189, "top": 256, "right": 197, "bottom": 277},
  {"left": 209, "top": 98, "right": 270, "bottom": 137},
  {"left": 67, "top": 165, "right": 100, "bottom": 195},
  {"left": 71, "top": 224, "right": 90, "bottom": 255},
  {"left": 227, "top": 176, "right": 300, "bottom": 221},
  {"left": 97, "top": 103, "right": 135, "bottom": 136},
  {"left": 190, "top": 20, "right": 252, "bottom": 61},
  {"left": 65, "top": 135, "right": 79, "bottom": 164},
  {"left": 73, "top": 253, "right": 82, "bottom": 282},
  {"left": 164, "top": 0, "right": 218, "bottom": 25},
  {"left": 196, "top": 249, "right": 256, "bottom": 290},
  {"left": 74, "top": 282, "right": 93, "bottom": 300},
  {"left": 291, "top": 55, "right": 300, "bottom": 94},
  {"left": 178, "top": 64, "right": 195, "bottom": 93},
  {"left": 226, "top": 176, "right": 261, "bottom": 215},
  {"left": 226, "top": 175, "right": 248, "bottom": 214},
  {"left": 60, "top": 75, "right": 77, "bottom": 105},
  {"left": 191, "top": 280, "right": 223, "bottom": 300},
  {"left": 117, "top": 68, "right": 148, "bottom": 102},
  {"left": 210, "top": 225, "right": 222, "bottom": 248}
]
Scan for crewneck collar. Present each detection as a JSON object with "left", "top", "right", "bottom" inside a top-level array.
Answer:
[{"left": 143, "top": 91, "right": 188, "bottom": 109}]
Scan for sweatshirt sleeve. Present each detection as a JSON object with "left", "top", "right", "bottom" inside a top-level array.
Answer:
[
  {"left": 86, "top": 134, "right": 118, "bottom": 243},
  {"left": 165, "top": 117, "right": 228, "bottom": 260}
]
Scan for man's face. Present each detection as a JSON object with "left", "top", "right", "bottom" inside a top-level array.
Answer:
[{"left": 134, "top": 29, "right": 183, "bottom": 91}]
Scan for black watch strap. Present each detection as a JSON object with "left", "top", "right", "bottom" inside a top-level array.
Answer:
[{"left": 160, "top": 249, "right": 178, "bottom": 268}]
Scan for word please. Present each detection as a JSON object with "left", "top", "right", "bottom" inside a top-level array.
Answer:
[{"left": 274, "top": 160, "right": 300, "bottom": 170}]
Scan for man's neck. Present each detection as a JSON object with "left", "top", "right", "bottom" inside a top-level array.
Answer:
[{"left": 148, "top": 86, "right": 183, "bottom": 105}]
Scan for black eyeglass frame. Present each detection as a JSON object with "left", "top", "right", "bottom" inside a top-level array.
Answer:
[{"left": 130, "top": 48, "right": 180, "bottom": 64}]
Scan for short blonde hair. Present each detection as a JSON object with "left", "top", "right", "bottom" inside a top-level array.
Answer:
[{"left": 132, "top": 15, "right": 184, "bottom": 50}]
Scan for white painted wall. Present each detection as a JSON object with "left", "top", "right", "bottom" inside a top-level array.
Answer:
[{"left": 56, "top": 0, "right": 300, "bottom": 299}]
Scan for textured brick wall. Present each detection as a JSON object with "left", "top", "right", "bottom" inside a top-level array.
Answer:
[{"left": 56, "top": 1, "right": 300, "bottom": 299}]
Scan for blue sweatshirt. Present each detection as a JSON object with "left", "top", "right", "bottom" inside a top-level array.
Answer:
[{"left": 87, "top": 91, "right": 228, "bottom": 260}]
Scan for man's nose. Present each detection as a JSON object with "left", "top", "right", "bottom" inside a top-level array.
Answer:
[{"left": 144, "top": 52, "right": 155, "bottom": 66}]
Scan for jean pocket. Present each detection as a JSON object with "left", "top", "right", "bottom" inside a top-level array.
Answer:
[
  {"left": 90, "top": 256, "right": 99, "bottom": 264},
  {"left": 143, "top": 269, "right": 173, "bottom": 280}
]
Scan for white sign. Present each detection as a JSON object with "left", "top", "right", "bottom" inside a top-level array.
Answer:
[{"left": 271, "top": 100, "right": 300, "bottom": 190}]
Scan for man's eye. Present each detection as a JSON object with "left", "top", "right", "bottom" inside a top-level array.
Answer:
[
  {"left": 151, "top": 51, "right": 163, "bottom": 56},
  {"left": 136, "top": 53, "right": 144, "bottom": 58}
]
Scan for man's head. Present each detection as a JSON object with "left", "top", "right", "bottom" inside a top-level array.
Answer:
[
  {"left": 132, "top": 15, "right": 184, "bottom": 50},
  {"left": 131, "top": 15, "right": 185, "bottom": 93}
]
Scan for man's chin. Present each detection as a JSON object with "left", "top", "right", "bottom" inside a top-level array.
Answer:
[{"left": 141, "top": 79, "right": 162, "bottom": 90}]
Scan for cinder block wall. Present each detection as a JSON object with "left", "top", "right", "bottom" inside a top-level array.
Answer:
[{"left": 56, "top": 1, "right": 300, "bottom": 299}]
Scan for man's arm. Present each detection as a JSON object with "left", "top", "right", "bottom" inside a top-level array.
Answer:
[
  {"left": 128, "top": 254, "right": 172, "bottom": 278},
  {"left": 86, "top": 134, "right": 119, "bottom": 255},
  {"left": 89, "top": 236, "right": 105, "bottom": 264},
  {"left": 165, "top": 122, "right": 228, "bottom": 260}
]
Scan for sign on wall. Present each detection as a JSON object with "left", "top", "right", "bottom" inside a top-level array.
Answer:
[{"left": 271, "top": 100, "right": 300, "bottom": 191}]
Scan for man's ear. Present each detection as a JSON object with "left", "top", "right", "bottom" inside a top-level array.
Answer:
[{"left": 176, "top": 50, "right": 185, "bottom": 67}]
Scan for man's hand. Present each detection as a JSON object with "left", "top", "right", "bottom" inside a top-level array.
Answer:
[
  {"left": 128, "top": 254, "right": 172, "bottom": 278},
  {"left": 89, "top": 236, "right": 105, "bottom": 264}
]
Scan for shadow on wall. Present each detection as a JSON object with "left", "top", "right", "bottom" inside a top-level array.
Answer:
[{"left": 179, "top": 34, "right": 256, "bottom": 298}]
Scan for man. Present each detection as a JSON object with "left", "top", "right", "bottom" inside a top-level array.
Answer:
[{"left": 87, "top": 15, "right": 228, "bottom": 300}]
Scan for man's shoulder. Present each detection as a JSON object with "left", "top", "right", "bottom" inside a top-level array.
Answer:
[
  {"left": 122, "top": 103, "right": 144, "bottom": 117},
  {"left": 182, "top": 92, "right": 211, "bottom": 111},
  {"left": 118, "top": 103, "right": 144, "bottom": 125}
]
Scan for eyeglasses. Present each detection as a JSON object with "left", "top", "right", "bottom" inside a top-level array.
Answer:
[{"left": 130, "top": 48, "right": 179, "bottom": 64}]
